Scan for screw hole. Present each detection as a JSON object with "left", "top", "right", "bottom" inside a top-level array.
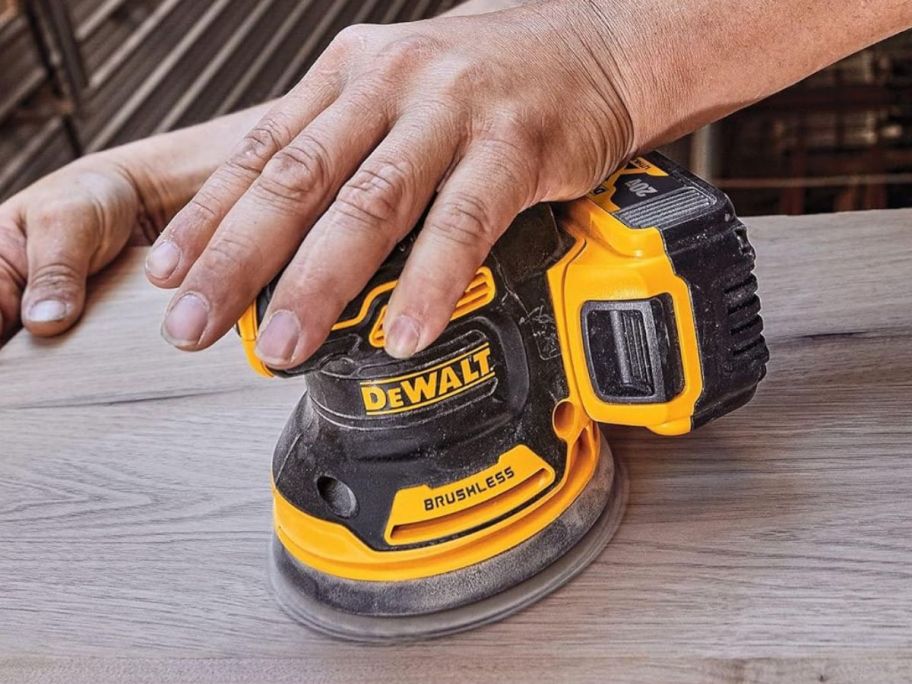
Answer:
[{"left": 316, "top": 476, "right": 358, "bottom": 519}]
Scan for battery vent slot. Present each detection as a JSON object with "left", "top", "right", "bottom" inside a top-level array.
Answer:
[{"left": 722, "top": 271, "right": 767, "bottom": 365}]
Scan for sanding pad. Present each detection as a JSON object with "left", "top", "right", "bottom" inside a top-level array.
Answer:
[{"left": 270, "top": 434, "right": 627, "bottom": 642}]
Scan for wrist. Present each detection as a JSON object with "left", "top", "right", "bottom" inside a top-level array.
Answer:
[
  {"left": 523, "top": 1, "right": 640, "bottom": 176},
  {"left": 569, "top": 0, "right": 684, "bottom": 155}
]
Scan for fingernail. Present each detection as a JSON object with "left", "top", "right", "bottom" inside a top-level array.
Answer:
[
  {"left": 385, "top": 314, "right": 421, "bottom": 359},
  {"left": 255, "top": 311, "right": 300, "bottom": 365},
  {"left": 146, "top": 240, "right": 181, "bottom": 279},
  {"left": 162, "top": 293, "right": 208, "bottom": 346},
  {"left": 28, "top": 299, "right": 68, "bottom": 323}
]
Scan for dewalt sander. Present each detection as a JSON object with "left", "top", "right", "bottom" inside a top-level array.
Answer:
[{"left": 236, "top": 152, "right": 769, "bottom": 641}]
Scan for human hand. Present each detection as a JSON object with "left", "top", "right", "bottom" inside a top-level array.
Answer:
[
  {"left": 0, "top": 155, "right": 157, "bottom": 342},
  {"left": 148, "top": 3, "right": 638, "bottom": 367},
  {"left": 0, "top": 103, "right": 272, "bottom": 345}
]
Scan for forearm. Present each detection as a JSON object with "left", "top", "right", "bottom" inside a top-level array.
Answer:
[{"left": 587, "top": 0, "right": 912, "bottom": 149}]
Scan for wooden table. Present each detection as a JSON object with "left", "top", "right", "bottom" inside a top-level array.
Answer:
[{"left": 2, "top": 209, "right": 911, "bottom": 683}]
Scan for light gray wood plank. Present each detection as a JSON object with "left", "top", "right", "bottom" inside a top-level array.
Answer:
[
  {"left": 1, "top": 208, "right": 911, "bottom": 683},
  {"left": 749, "top": 209, "right": 912, "bottom": 341},
  {"left": 4, "top": 656, "right": 912, "bottom": 684}
]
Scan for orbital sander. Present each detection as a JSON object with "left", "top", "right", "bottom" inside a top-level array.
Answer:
[{"left": 236, "top": 152, "right": 769, "bottom": 641}]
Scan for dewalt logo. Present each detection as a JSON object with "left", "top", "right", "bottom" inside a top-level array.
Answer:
[{"left": 360, "top": 343, "right": 495, "bottom": 416}]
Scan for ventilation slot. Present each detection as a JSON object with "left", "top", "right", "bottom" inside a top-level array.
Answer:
[
  {"left": 369, "top": 266, "right": 496, "bottom": 347},
  {"left": 721, "top": 269, "right": 768, "bottom": 368},
  {"left": 452, "top": 267, "right": 496, "bottom": 318},
  {"left": 732, "top": 336, "right": 767, "bottom": 357},
  {"left": 387, "top": 467, "right": 550, "bottom": 545}
]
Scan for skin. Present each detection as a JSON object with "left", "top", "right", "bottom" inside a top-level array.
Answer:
[
  {"left": 0, "top": 105, "right": 269, "bottom": 341},
  {"left": 148, "top": 4, "right": 636, "bottom": 365},
  {"left": 1, "top": 0, "right": 910, "bottom": 361}
]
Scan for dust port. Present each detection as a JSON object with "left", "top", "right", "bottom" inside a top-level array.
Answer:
[
  {"left": 552, "top": 399, "right": 578, "bottom": 440},
  {"left": 316, "top": 476, "right": 358, "bottom": 519}
]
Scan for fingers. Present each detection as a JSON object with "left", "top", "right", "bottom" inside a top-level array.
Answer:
[
  {"left": 19, "top": 203, "right": 100, "bottom": 337},
  {"left": 382, "top": 145, "right": 534, "bottom": 358},
  {"left": 0, "top": 204, "right": 27, "bottom": 340},
  {"left": 159, "top": 94, "right": 392, "bottom": 350},
  {"left": 145, "top": 71, "right": 340, "bottom": 289},
  {"left": 254, "top": 114, "right": 457, "bottom": 368}
]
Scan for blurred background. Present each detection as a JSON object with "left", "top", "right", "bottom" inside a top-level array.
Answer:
[{"left": 1, "top": 0, "right": 910, "bottom": 215}]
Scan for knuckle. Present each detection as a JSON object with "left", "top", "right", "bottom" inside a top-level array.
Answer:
[
  {"left": 271, "top": 262, "right": 352, "bottom": 326},
  {"left": 333, "top": 161, "right": 411, "bottom": 234},
  {"left": 283, "top": 265, "right": 346, "bottom": 305},
  {"left": 183, "top": 188, "right": 222, "bottom": 224},
  {"left": 331, "top": 23, "right": 373, "bottom": 52},
  {"left": 0, "top": 253, "right": 25, "bottom": 292},
  {"left": 483, "top": 110, "right": 540, "bottom": 163},
  {"left": 348, "top": 158, "right": 412, "bottom": 199},
  {"left": 28, "top": 205, "right": 60, "bottom": 227},
  {"left": 259, "top": 136, "right": 333, "bottom": 204},
  {"left": 430, "top": 194, "right": 497, "bottom": 249},
  {"left": 28, "top": 261, "right": 82, "bottom": 294},
  {"left": 342, "top": 75, "right": 387, "bottom": 107},
  {"left": 254, "top": 173, "right": 306, "bottom": 209},
  {"left": 492, "top": 115, "right": 532, "bottom": 147},
  {"left": 476, "top": 129, "right": 540, "bottom": 204},
  {"left": 232, "top": 117, "right": 293, "bottom": 174},
  {"left": 437, "top": 57, "right": 487, "bottom": 99},
  {"left": 333, "top": 192, "right": 396, "bottom": 239},
  {"left": 29, "top": 202, "right": 90, "bottom": 231},
  {"left": 378, "top": 33, "right": 440, "bottom": 72},
  {"left": 199, "top": 232, "right": 263, "bottom": 285}
]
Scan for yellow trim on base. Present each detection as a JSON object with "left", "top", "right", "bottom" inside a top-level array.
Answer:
[{"left": 273, "top": 420, "right": 600, "bottom": 582}]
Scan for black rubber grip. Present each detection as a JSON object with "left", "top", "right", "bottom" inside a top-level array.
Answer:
[{"left": 582, "top": 295, "right": 684, "bottom": 404}]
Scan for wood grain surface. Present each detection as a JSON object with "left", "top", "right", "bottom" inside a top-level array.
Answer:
[{"left": 1, "top": 209, "right": 911, "bottom": 684}]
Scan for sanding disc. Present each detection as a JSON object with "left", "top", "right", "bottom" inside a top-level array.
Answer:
[{"left": 270, "top": 434, "right": 627, "bottom": 642}]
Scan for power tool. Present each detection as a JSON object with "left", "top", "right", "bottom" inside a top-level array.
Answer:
[{"left": 236, "top": 152, "right": 769, "bottom": 641}]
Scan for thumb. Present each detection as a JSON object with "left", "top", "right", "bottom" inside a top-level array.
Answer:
[{"left": 20, "top": 208, "right": 98, "bottom": 337}]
